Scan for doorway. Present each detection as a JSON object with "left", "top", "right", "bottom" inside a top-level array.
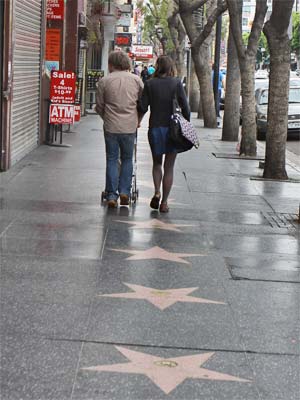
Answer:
[{"left": 0, "top": 0, "right": 4, "bottom": 169}]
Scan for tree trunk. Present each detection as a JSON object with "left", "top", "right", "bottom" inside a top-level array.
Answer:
[
  {"left": 198, "top": 94, "right": 203, "bottom": 119},
  {"left": 262, "top": 14, "right": 292, "bottom": 179},
  {"left": 240, "top": 61, "right": 257, "bottom": 155},
  {"left": 189, "top": 62, "right": 200, "bottom": 112},
  {"left": 227, "top": 0, "right": 267, "bottom": 156},
  {"left": 175, "top": 45, "right": 186, "bottom": 78},
  {"left": 179, "top": 2, "right": 217, "bottom": 128},
  {"left": 222, "top": 25, "right": 241, "bottom": 141},
  {"left": 167, "top": 10, "right": 186, "bottom": 78},
  {"left": 192, "top": 46, "right": 217, "bottom": 127}
]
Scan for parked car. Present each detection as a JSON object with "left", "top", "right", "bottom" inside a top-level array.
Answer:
[
  {"left": 256, "top": 85, "right": 300, "bottom": 140},
  {"left": 239, "top": 78, "right": 300, "bottom": 125},
  {"left": 255, "top": 69, "right": 269, "bottom": 79}
]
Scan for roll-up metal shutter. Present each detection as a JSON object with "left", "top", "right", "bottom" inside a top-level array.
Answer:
[{"left": 11, "top": 0, "right": 42, "bottom": 165}]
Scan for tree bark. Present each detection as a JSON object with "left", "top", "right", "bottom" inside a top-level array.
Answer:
[
  {"left": 227, "top": 0, "right": 267, "bottom": 156},
  {"left": 222, "top": 25, "right": 241, "bottom": 141},
  {"left": 168, "top": 10, "right": 186, "bottom": 78},
  {"left": 191, "top": 46, "right": 217, "bottom": 127},
  {"left": 262, "top": 0, "right": 294, "bottom": 180},
  {"left": 179, "top": 0, "right": 218, "bottom": 128},
  {"left": 240, "top": 61, "right": 257, "bottom": 155},
  {"left": 189, "top": 62, "right": 200, "bottom": 112}
]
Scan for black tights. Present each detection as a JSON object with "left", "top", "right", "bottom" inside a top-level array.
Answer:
[{"left": 152, "top": 152, "right": 177, "bottom": 204}]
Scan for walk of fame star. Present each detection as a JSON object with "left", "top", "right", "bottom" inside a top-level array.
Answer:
[
  {"left": 82, "top": 346, "right": 251, "bottom": 394},
  {"left": 98, "top": 283, "right": 226, "bottom": 310},
  {"left": 109, "top": 246, "right": 205, "bottom": 264},
  {"left": 138, "top": 180, "right": 180, "bottom": 189},
  {"left": 137, "top": 197, "right": 187, "bottom": 207},
  {"left": 115, "top": 219, "right": 195, "bottom": 232}
]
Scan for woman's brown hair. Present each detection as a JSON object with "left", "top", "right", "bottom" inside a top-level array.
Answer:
[
  {"left": 153, "top": 55, "right": 175, "bottom": 78},
  {"left": 108, "top": 51, "right": 132, "bottom": 71}
]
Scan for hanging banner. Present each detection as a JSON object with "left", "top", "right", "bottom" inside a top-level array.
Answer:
[
  {"left": 49, "top": 104, "right": 75, "bottom": 124},
  {"left": 50, "top": 71, "right": 76, "bottom": 104},
  {"left": 47, "top": 0, "right": 64, "bottom": 20},
  {"left": 46, "top": 28, "right": 61, "bottom": 61},
  {"left": 131, "top": 45, "right": 153, "bottom": 59}
]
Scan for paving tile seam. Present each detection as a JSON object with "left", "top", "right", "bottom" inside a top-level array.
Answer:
[
  {"left": 42, "top": 337, "right": 299, "bottom": 357},
  {"left": 0, "top": 219, "right": 16, "bottom": 239},
  {"left": 228, "top": 277, "right": 300, "bottom": 285},
  {"left": 178, "top": 190, "right": 269, "bottom": 199},
  {"left": 1, "top": 235, "right": 107, "bottom": 243},
  {"left": 0, "top": 251, "right": 103, "bottom": 261}
]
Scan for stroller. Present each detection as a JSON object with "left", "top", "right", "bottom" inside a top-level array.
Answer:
[{"left": 101, "top": 134, "right": 139, "bottom": 205}]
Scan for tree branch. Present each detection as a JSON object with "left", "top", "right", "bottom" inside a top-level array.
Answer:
[
  {"left": 269, "top": 0, "right": 294, "bottom": 34},
  {"left": 179, "top": 0, "right": 209, "bottom": 15},
  {"left": 226, "top": 0, "right": 245, "bottom": 61},
  {"left": 192, "top": 0, "right": 227, "bottom": 49},
  {"left": 247, "top": 0, "right": 268, "bottom": 58}
]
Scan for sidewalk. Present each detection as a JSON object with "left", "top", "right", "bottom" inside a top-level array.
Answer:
[{"left": 1, "top": 114, "right": 299, "bottom": 400}]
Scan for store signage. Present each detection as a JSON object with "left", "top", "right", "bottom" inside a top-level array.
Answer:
[
  {"left": 50, "top": 71, "right": 76, "bottom": 104},
  {"left": 49, "top": 104, "right": 75, "bottom": 124},
  {"left": 116, "top": 13, "right": 131, "bottom": 27},
  {"left": 74, "top": 105, "right": 81, "bottom": 122},
  {"left": 46, "top": 28, "right": 61, "bottom": 61},
  {"left": 114, "top": 33, "right": 132, "bottom": 46},
  {"left": 131, "top": 45, "right": 153, "bottom": 59},
  {"left": 46, "top": 0, "right": 64, "bottom": 20}
]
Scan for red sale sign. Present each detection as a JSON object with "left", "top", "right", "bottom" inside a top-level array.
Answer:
[
  {"left": 74, "top": 105, "right": 81, "bottom": 122},
  {"left": 47, "top": 0, "right": 64, "bottom": 20},
  {"left": 50, "top": 71, "right": 76, "bottom": 104},
  {"left": 49, "top": 104, "right": 75, "bottom": 124}
]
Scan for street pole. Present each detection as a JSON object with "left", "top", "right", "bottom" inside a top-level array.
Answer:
[
  {"left": 213, "top": 13, "right": 222, "bottom": 118},
  {"left": 186, "top": 47, "right": 191, "bottom": 98}
]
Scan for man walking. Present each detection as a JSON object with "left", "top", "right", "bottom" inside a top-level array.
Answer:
[{"left": 96, "top": 51, "right": 143, "bottom": 208}]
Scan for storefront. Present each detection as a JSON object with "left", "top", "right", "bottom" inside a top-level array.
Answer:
[
  {"left": 0, "top": 0, "right": 6, "bottom": 170},
  {"left": 1, "top": 0, "right": 44, "bottom": 171},
  {"left": 10, "top": 0, "right": 44, "bottom": 165}
]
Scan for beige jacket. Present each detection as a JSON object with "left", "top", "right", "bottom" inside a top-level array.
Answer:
[{"left": 96, "top": 70, "right": 144, "bottom": 134}]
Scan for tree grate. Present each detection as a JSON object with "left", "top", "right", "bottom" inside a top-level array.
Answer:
[{"left": 262, "top": 212, "right": 300, "bottom": 229}]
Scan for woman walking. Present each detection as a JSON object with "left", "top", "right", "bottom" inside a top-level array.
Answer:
[{"left": 138, "top": 56, "right": 190, "bottom": 213}]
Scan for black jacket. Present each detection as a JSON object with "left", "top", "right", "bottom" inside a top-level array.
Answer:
[{"left": 138, "top": 77, "right": 190, "bottom": 128}]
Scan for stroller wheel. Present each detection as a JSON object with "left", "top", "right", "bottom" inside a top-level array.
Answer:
[
  {"left": 131, "top": 192, "right": 137, "bottom": 204},
  {"left": 101, "top": 191, "right": 107, "bottom": 203}
]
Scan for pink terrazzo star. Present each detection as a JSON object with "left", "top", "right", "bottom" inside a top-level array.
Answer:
[
  {"left": 82, "top": 346, "right": 251, "bottom": 394},
  {"left": 138, "top": 180, "right": 180, "bottom": 189},
  {"left": 115, "top": 219, "right": 195, "bottom": 232},
  {"left": 98, "top": 283, "right": 226, "bottom": 310},
  {"left": 109, "top": 246, "right": 205, "bottom": 264},
  {"left": 138, "top": 197, "right": 187, "bottom": 207}
]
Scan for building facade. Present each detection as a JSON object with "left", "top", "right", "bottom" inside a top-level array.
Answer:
[{"left": 0, "top": 0, "right": 86, "bottom": 171}]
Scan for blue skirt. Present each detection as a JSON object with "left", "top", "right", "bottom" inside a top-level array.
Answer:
[{"left": 148, "top": 127, "right": 177, "bottom": 156}]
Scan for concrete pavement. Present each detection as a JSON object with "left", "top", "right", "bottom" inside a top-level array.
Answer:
[{"left": 0, "top": 114, "right": 299, "bottom": 399}]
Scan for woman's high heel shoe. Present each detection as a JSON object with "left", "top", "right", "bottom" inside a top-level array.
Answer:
[
  {"left": 150, "top": 192, "right": 161, "bottom": 210},
  {"left": 159, "top": 202, "right": 169, "bottom": 213}
]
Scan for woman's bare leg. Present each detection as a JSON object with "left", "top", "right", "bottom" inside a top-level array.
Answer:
[
  {"left": 162, "top": 152, "right": 177, "bottom": 204},
  {"left": 152, "top": 154, "right": 163, "bottom": 195}
]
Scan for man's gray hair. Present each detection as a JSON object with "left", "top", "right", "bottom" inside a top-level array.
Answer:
[{"left": 108, "top": 51, "right": 132, "bottom": 71}]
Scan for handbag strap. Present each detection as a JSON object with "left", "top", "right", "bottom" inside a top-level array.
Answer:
[{"left": 172, "top": 78, "right": 182, "bottom": 114}]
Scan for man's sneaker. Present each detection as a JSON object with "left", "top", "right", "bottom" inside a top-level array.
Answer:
[
  {"left": 120, "top": 194, "right": 129, "bottom": 206},
  {"left": 107, "top": 199, "right": 118, "bottom": 208}
]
